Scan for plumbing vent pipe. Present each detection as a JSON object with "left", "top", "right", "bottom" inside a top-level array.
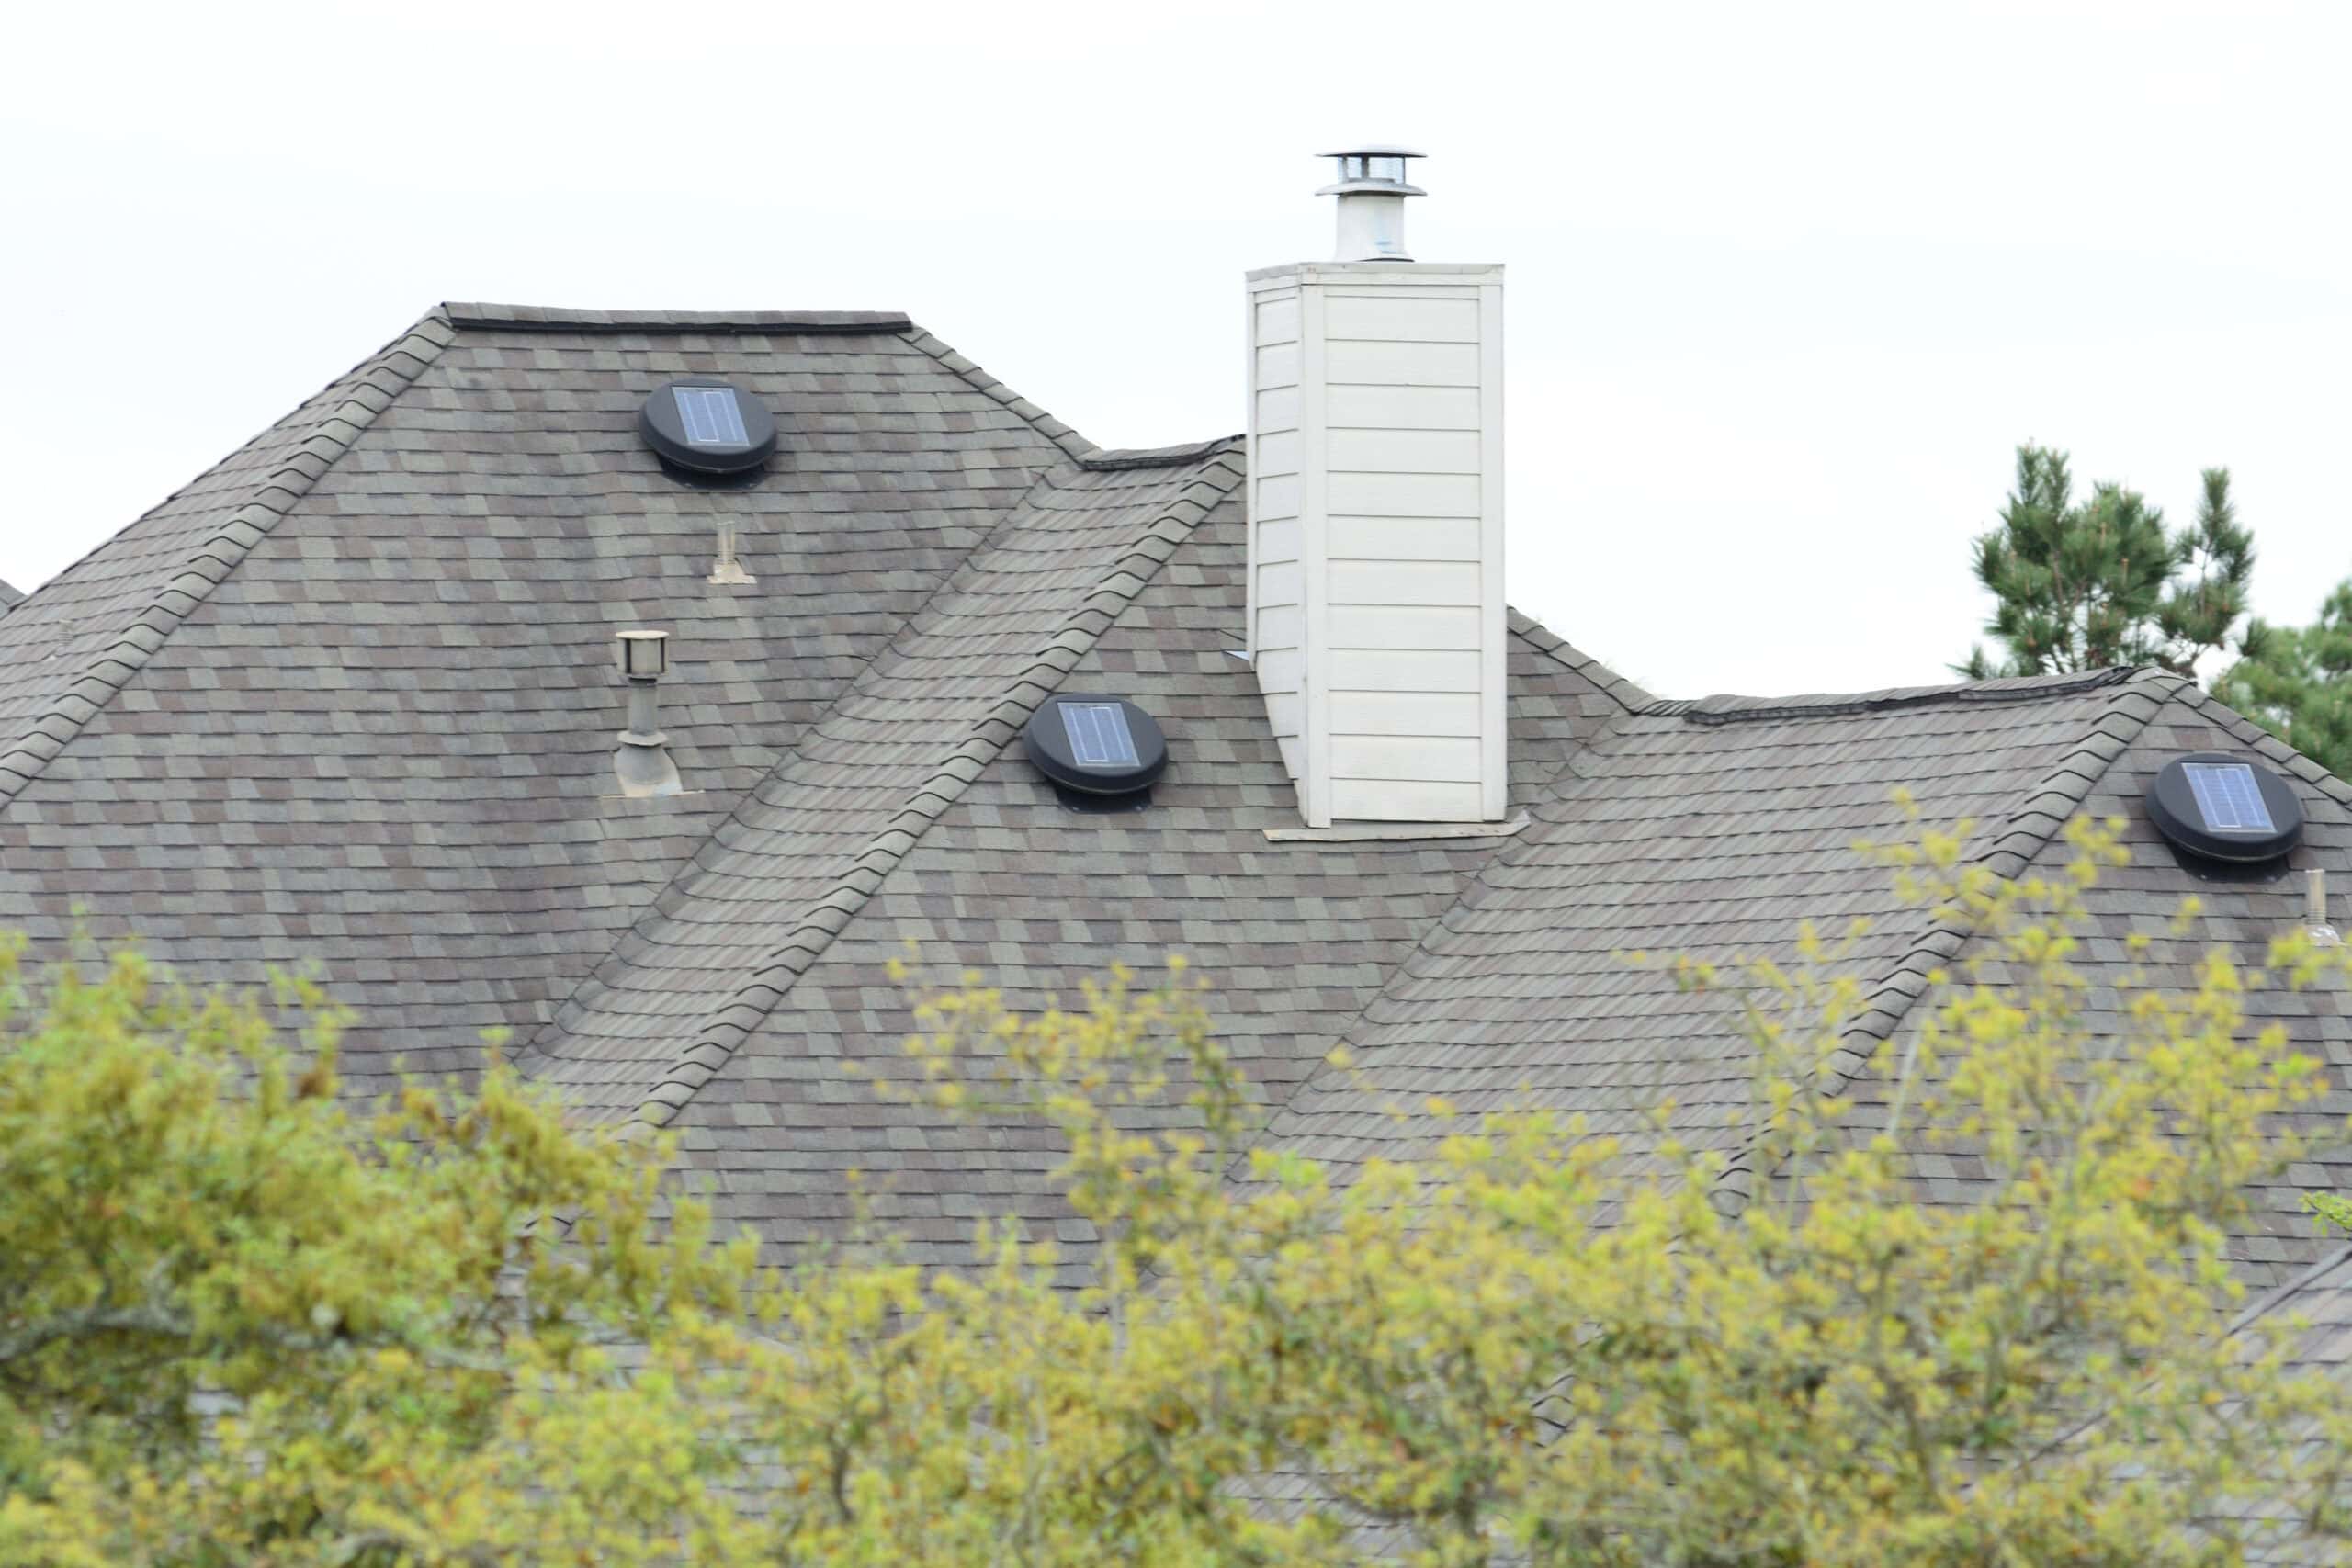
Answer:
[
  {"left": 2309, "top": 868, "right": 2342, "bottom": 947},
  {"left": 708, "top": 521, "right": 753, "bottom": 586},
  {"left": 614, "top": 629, "right": 683, "bottom": 798}
]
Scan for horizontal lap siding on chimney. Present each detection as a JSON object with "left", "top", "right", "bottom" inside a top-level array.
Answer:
[
  {"left": 1248, "top": 262, "right": 1506, "bottom": 827},
  {"left": 1249, "top": 280, "right": 1307, "bottom": 785}
]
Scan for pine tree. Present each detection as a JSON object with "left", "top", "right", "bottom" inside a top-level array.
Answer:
[
  {"left": 2218, "top": 578, "right": 2352, "bottom": 780},
  {"left": 1958, "top": 446, "right": 2256, "bottom": 679}
]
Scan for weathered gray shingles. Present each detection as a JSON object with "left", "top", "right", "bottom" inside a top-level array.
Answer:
[
  {"left": 1853, "top": 682, "right": 2352, "bottom": 1288},
  {"left": 0, "top": 579, "right": 20, "bottom": 613},
  {"left": 0, "top": 318, "right": 455, "bottom": 804},
  {"left": 7, "top": 296, "right": 2348, "bottom": 1308},
  {"left": 522, "top": 450, "right": 1253, "bottom": 1125},
  {"left": 0, "top": 316, "right": 1075, "bottom": 1093},
  {"left": 1259, "top": 674, "right": 2188, "bottom": 1181},
  {"left": 2214, "top": 1246, "right": 2352, "bottom": 1562},
  {"left": 662, "top": 491, "right": 1637, "bottom": 1270}
]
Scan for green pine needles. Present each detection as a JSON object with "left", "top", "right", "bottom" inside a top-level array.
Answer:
[
  {"left": 1957, "top": 443, "right": 2351, "bottom": 780},
  {"left": 2220, "top": 581, "right": 2352, "bottom": 781},
  {"left": 1959, "top": 445, "right": 2256, "bottom": 680}
]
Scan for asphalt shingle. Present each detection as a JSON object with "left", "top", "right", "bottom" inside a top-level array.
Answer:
[
  {"left": 2, "top": 299, "right": 2346, "bottom": 1298},
  {"left": 0, "top": 306, "right": 1078, "bottom": 1090}
]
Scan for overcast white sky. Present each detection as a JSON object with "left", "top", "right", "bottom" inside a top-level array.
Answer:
[{"left": 1, "top": 0, "right": 2345, "bottom": 699}]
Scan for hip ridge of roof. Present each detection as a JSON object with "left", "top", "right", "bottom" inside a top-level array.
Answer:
[
  {"left": 1705, "top": 669, "right": 2189, "bottom": 1215},
  {"left": 523, "top": 449, "right": 1250, "bottom": 1137},
  {"left": 898, "top": 328, "right": 1101, "bottom": 466},
  {"left": 0, "top": 311, "right": 457, "bottom": 813}
]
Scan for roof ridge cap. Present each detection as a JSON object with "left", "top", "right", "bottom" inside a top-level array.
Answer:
[
  {"left": 530, "top": 450, "right": 1248, "bottom": 1136},
  {"left": 440, "top": 303, "right": 915, "bottom": 334},
  {"left": 896, "top": 327, "right": 1100, "bottom": 465},
  {"left": 0, "top": 312, "right": 456, "bottom": 811},
  {"left": 1080, "top": 435, "right": 1243, "bottom": 470},
  {"left": 1652, "top": 665, "right": 2154, "bottom": 727},
  {"left": 1705, "top": 671, "right": 2185, "bottom": 1216}
]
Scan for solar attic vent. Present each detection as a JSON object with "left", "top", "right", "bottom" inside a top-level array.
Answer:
[
  {"left": 639, "top": 378, "right": 776, "bottom": 479},
  {"left": 2145, "top": 751, "right": 2303, "bottom": 873},
  {"left": 1023, "top": 694, "right": 1168, "bottom": 811}
]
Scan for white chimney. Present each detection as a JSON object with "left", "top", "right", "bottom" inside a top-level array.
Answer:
[{"left": 1246, "top": 148, "right": 1507, "bottom": 827}]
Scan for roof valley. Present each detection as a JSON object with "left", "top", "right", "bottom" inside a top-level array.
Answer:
[
  {"left": 509, "top": 452, "right": 1082, "bottom": 1084},
  {"left": 520, "top": 446, "right": 1248, "bottom": 1134}
]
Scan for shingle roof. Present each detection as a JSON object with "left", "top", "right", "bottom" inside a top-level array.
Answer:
[
  {"left": 657, "top": 486, "right": 1634, "bottom": 1269},
  {"left": 520, "top": 446, "right": 1254, "bottom": 1128},
  {"left": 0, "top": 304, "right": 1082, "bottom": 1089},
  {"left": 0, "top": 319, "right": 453, "bottom": 810},
  {"left": 1255, "top": 665, "right": 2352, "bottom": 1286},
  {"left": 1261, "top": 668, "right": 2170, "bottom": 1178},
  {"left": 2227, "top": 1246, "right": 2352, "bottom": 1561},
  {"left": 0, "top": 578, "right": 20, "bottom": 613},
  {"left": 1, "top": 300, "right": 2346, "bottom": 1302}
]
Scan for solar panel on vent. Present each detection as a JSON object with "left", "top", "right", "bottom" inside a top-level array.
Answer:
[
  {"left": 1060, "top": 703, "right": 1140, "bottom": 769},
  {"left": 2182, "top": 761, "right": 2276, "bottom": 833},
  {"left": 673, "top": 386, "right": 750, "bottom": 446}
]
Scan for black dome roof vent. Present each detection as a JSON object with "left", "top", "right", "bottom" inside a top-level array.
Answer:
[
  {"left": 639, "top": 378, "right": 776, "bottom": 480},
  {"left": 2145, "top": 751, "right": 2303, "bottom": 875},
  {"left": 1023, "top": 694, "right": 1168, "bottom": 812}
]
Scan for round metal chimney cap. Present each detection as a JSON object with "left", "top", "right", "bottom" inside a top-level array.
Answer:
[{"left": 1316, "top": 146, "right": 1428, "bottom": 198}]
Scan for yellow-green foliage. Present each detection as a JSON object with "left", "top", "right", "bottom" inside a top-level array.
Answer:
[
  {"left": 3, "top": 818, "right": 2349, "bottom": 1564},
  {"left": 0, "top": 947, "right": 762, "bottom": 1564}
]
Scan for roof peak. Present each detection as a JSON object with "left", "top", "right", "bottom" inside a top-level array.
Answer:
[{"left": 437, "top": 303, "right": 915, "bottom": 334}]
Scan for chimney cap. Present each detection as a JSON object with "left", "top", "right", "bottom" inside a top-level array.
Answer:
[{"left": 1316, "top": 146, "right": 1427, "bottom": 199}]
